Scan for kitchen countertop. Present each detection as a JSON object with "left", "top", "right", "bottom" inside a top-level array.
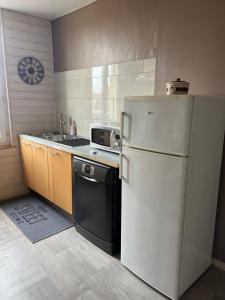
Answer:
[{"left": 19, "top": 134, "right": 120, "bottom": 168}]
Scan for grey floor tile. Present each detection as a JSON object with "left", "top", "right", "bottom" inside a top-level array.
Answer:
[{"left": 1, "top": 207, "right": 225, "bottom": 300}]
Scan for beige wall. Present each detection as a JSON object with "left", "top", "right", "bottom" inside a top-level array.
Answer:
[
  {"left": 155, "top": 0, "right": 225, "bottom": 264},
  {"left": 0, "top": 9, "right": 55, "bottom": 200},
  {"left": 52, "top": 0, "right": 159, "bottom": 72},
  {"left": 51, "top": 0, "right": 225, "bottom": 263},
  {"left": 155, "top": 0, "right": 225, "bottom": 96}
]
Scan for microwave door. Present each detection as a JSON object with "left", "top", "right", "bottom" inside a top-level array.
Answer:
[
  {"left": 90, "top": 125, "right": 121, "bottom": 153},
  {"left": 91, "top": 128, "right": 111, "bottom": 147}
]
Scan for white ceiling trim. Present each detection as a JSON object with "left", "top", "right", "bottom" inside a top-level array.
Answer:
[
  {"left": 0, "top": 0, "right": 98, "bottom": 20},
  {"left": 55, "top": 0, "right": 97, "bottom": 20}
]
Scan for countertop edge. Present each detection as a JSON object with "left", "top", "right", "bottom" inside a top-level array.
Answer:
[{"left": 19, "top": 134, "right": 120, "bottom": 168}]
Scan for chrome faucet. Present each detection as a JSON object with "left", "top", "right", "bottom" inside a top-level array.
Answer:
[{"left": 58, "top": 113, "right": 66, "bottom": 136}]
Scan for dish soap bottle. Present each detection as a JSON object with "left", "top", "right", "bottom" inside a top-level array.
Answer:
[{"left": 69, "top": 117, "right": 77, "bottom": 136}]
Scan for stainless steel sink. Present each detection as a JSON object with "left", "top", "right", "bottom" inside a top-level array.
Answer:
[
  {"left": 37, "top": 132, "right": 90, "bottom": 147},
  {"left": 56, "top": 138, "right": 90, "bottom": 147}
]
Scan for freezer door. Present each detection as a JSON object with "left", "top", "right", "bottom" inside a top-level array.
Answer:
[
  {"left": 122, "top": 95, "right": 193, "bottom": 156},
  {"left": 121, "top": 146, "right": 188, "bottom": 300}
]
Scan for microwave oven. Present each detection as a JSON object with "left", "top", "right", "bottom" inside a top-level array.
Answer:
[{"left": 90, "top": 124, "right": 121, "bottom": 153}]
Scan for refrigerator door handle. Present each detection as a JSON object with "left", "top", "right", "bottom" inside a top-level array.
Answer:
[
  {"left": 119, "top": 153, "right": 129, "bottom": 182},
  {"left": 119, "top": 153, "right": 123, "bottom": 179},
  {"left": 121, "top": 111, "right": 132, "bottom": 142}
]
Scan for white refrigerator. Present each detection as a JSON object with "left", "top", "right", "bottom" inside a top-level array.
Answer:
[{"left": 120, "top": 95, "right": 225, "bottom": 300}]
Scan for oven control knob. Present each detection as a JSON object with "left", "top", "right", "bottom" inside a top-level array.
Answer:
[
  {"left": 85, "top": 165, "right": 90, "bottom": 173},
  {"left": 90, "top": 166, "right": 94, "bottom": 176},
  {"left": 82, "top": 164, "right": 86, "bottom": 172}
]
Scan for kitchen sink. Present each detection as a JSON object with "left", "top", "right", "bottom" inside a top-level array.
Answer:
[
  {"left": 56, "top": 138, "right": 90, "bottom": 147},
  {"left": 37, "top": 132, "right": 90, "bottom": 147}
]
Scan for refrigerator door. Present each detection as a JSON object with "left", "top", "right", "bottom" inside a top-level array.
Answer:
[
  {"left": 121, "top": 146, "right": 188, "bottom": 300},
  {"left": 122, "top": 95, "right": 193, "bottom": 156}
]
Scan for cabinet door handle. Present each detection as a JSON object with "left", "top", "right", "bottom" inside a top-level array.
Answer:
[
  {"left": 35, "top": 146, "right": 44, "bottom": 150},
  {"left": 48, "top": 151, "right": 60, "bottom": 156},
  {"left": 23, "top": 142, "right": 36, "bottom": 149}
]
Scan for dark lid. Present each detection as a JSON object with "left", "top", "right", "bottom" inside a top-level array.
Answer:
[{"left": 168, "top": 78, "right": 189, "bottom": 83}]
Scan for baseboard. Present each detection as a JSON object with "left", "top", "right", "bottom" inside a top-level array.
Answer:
[
  {"left": 212, "top": 258, "right": 225, "bottom": 271},
  {"left": 0, "top": 190, "right": 28, "bottom": 202}
]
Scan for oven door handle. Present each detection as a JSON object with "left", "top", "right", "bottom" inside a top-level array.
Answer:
[{"left": 78, "top": 174, "right": 101, "bottom": 183}]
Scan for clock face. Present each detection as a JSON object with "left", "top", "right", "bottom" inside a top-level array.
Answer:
[{"left": 18, "top": 57, "right": 44, "bottom": 85}]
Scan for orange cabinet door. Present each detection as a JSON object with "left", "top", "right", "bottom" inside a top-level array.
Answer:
[
  {"left": 20, "top": 139, "right": 35, "bottom": 190},
  {"left": 47, "top": 147, "right": 72, "bottom": 214},
  {"left": 33, "top": 143, "right": 49, "bottom": 200}
]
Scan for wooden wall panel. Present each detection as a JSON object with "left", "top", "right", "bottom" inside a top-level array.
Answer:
[{"left": 0, "top": 9, "right": 56, "bottom": 201}]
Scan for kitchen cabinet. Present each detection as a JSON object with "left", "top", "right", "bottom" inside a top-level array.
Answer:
[
  {"left": 21, "top": 139, "right": 49, "bottom": 199},
  {"left": 33, "top": 143, "right": 49, "bottom": 199},
  {"left": 20, "top": 139, "right": 35, "bottom": 190},
  {"left": 48, "top": 147, "right": 72, "bottom": 214},
  {"left": 20, "top": 139, "right": 72, "bottom": 215}
]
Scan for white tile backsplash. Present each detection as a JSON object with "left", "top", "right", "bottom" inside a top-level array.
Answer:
[
  {"left": 144, "top": 58, "right": 156, "bottom": 73},
  {"left": 56, "top": 68, "right": 92, "bottom": 81},
  {"left": 55, "top": 58, "right": 156, "bottom": 137},
  {"left": 55, "top": 64, "right": 115, "bottom": 81},
  {"left": 55, "top": 80, "right": 67, "bottom": 98},
  {"left": 115, "top": 59, "right": 144, "bottom": 75},
  {"left": 126, "top": 72, "right": 154, "bottom": 97},
  {"left": 116, "top": 76, "right": 129, "bottom": 100},
  {"left": 102, "top": 76, "right": 117, "bottom": 99},
  {"left": 116, "top": 72, "right": 155, "bottom": 99},
  {"left": 101, "top": 99, "right": 114, "bottom": 121},
  {"left": 66, "top": 78, "right": 103, "bottom": 99},
  {"left": 91, "top": 99, "right": 102, "bottom": 120},
  {"left": 91, "top": 64, "right": 115, "bottom": 77},
  {"left": 114, "top": 99, "right": 124, "bottom": 123}
]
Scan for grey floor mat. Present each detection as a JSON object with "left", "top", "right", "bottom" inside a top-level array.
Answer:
[{"left": 0, "top": 194, "right": 74, "bottom": 243}]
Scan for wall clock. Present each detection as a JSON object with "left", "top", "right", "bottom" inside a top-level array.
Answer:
[{"left": 18, "top": 57, "right": 44, "bottom": 85}]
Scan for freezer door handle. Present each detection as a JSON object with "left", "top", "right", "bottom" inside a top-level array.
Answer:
[
  {"left": 120, "top": 111, "right": 125, "bottom": 140},
  {"left": 121, "top": 111, "right": 132, "bottom": 142}
]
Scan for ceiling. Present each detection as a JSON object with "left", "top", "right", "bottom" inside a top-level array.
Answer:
[{"left": 0, "top": 0, "right": 98, "bottom": 20}]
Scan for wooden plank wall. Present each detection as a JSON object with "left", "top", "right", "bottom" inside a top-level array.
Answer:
[{"left": 0, "top": 9, "right": 56, "bottom": 200}]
